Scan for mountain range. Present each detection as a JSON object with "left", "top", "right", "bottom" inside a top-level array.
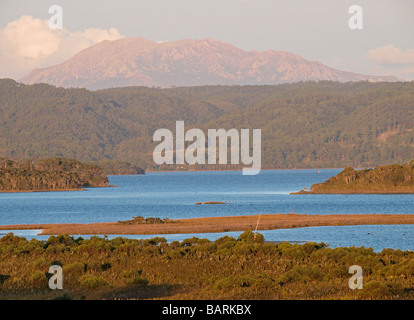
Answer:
[{"left": 20, "top": 37, "right": 401, "bottom": 90}]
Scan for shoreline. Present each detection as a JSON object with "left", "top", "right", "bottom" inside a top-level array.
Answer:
[
  {"left": 144, "top": 167, "right": 344, "bottom": 173},
  {"left": 1, "top": 213, "right": 414, "bottom": 236},
  {"left": 291, "top": 190, "right": 414, "bottom": 195},
  {"left": 0, "top": 185, "right": 117, "bottom": 194},
  {"left": 0, "top": 188, "right": 86, "bottom": 193}
]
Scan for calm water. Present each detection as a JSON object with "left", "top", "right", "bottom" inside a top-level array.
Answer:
[{"left": 0, "top": 169, "right": 413, "bottom": 251}]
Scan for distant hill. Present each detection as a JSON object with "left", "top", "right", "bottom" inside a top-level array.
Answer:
[
  {"left": 0, "top": 79, "right": 413, "bottom": 170},
  {"left": 292, "top": 160, "right": 414, "bottom": 194},
  {"left": 20, "top": 37, "right": 401, "bottom": 90}
]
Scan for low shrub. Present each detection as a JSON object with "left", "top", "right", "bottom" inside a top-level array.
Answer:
[{"left": 79, "top": 275, "right": 109, "bottom": 289}]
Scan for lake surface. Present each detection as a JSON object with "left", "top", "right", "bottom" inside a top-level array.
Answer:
[{"left": 0, "top": 169, "right": 413, "bottom": 251}]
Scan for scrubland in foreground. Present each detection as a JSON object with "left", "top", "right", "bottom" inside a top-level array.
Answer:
[{"left": 0, "top": 231, "right": 413, "bottom": 300}]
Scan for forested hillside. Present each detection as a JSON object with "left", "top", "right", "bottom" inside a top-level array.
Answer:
[{"left": 0, "top": 79, "right": 413, "bottom": 170}]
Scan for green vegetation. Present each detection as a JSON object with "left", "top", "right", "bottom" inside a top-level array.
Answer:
[
  {"left": 294, "top": 160, "right": 414, "bottom": 194},
  {"left": 0, "top": 157, "right": 109, "bottom": 192},
  {"left": 0, "top": 231, "right": 413, "bottom": 300},
  {"left": 117, "top": 216, "right": 172, "bottom": 225},
  {"left": 0, "top": 79, "right": 413, "bottom": 170}
]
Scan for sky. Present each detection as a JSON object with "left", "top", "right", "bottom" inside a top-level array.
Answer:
[{"left": 0, "top": 0, "right": 413, "bottom": 80}]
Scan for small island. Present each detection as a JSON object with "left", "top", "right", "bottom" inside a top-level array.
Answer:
[
  {"left": 0, "top": 157, "right": 110, "bottom": 192},
  {"left": 292, "top": 160, "right": 414, "bottom": 194}
]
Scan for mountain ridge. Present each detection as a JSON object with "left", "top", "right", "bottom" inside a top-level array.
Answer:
[{"left": 20, "top": 36, "right": 402, "bottom": 89}]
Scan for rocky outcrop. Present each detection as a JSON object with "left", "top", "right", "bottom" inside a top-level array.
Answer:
[{"left": 292, "top": 161, "right": 414, "bottom": 194}]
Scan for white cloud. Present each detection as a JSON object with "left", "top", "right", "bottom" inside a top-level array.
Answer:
[
  {"left": 365, "top": 45, "right": 414, "bottom": 65},
  {"left": 362, "top": 45, "right": 414, "bottom": 81},
  {"left": 0, "top": 15, "right": 124, "bottom": 79}
]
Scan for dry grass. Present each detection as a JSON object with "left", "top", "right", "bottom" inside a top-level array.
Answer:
[{"left": 1, "top": 213, "right": 414, "bottom": 235}]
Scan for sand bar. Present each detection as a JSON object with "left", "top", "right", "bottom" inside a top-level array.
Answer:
[{"left": 1, "top": 213, "right": 414, "bottom": 235}]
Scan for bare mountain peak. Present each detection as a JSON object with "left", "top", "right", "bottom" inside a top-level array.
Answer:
[{"left": 20, "top": 36, "right": 402, "bottom": 89}]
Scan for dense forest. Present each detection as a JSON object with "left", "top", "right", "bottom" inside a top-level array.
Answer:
[
  {"left": 294, "top": 160, "right": 414, "bottom": 194},
  {"left": 0, "top": 231, "right": 413, "bottom": 300},
  {"left": 0, "top": 79, "right": 413, "bottom": 170},
  {"left": 0, "top": 157, "right": 109, "bottom": 192}
]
